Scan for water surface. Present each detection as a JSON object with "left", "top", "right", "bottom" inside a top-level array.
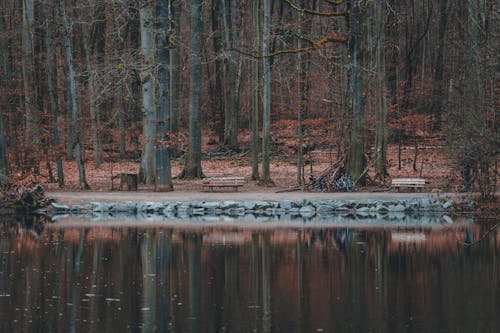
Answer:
[{"left": 0, "top": 217, "right": 498, "bottom": 332}]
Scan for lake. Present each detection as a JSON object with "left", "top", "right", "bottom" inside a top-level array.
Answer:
[{"left": 0, "top": 216, "right": 498, "bottom": 332}]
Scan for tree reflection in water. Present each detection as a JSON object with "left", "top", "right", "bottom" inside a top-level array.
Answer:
[{"left": 0, "top": 220, "right": 498, "bottom": 332}]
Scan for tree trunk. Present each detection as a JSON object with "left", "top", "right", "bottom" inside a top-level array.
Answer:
[
  {"left": 44, "top": 4, "right": 64, "bottom": 187},
  {"left": 182, "top": 0, "right": 204, "bottom": 179},
  {"left": 117, "top": 79, "right": 126, "bottom": 158},
  {"left": 0, "top": 6, "right": 10, "bottom": 179},
  {"left": 22, "top": 0, "right": 40, "bottom": 172},
  {"left": 297, "top": 9, "right": 305, "bottom": 185},
  {"left": 296, "top": 0, "right": 313, "bottom": 185},
  {"left": 211, "top": 0, "right": 225, "bottom": 142},
  {"left": 346, "top": 0, "right": 366, "bottom": 184},
  {"left": 251, "top": 0, "right": 260, "bottom": 181},
  {"left": 261, "top": 0, "right": 273, "bottom": 184},
  {"left": 170, "top": 0, "right": 181, "bottom": 136},
  {"left": 0, "top": 104, "right": 7, "bottom": 179},
  {"left": 139, "top": 3, "right": 156, "bottom": 184},
  {"left": 82, "top": 21, "right": 102, "bottom": 169},
  {"left": 374, "top": 0, "right": 388, "bottom": 179},
  {"left": 221, "top": 0, "right": 239, "bottom": 146},
  {"left": 430, "top": 0, "right": 448, "bottom": 130},
  {"left": 60, "top": 0, "right": 89, "bottom": 189},
  {"left": 155, "top": 0, "right": 173, "bottom": 191},
  {"left": 467, "top": 0, "right": 489, "bottom": 198}
]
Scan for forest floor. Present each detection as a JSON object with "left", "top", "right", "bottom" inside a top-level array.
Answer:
[
  {"left": 37, "top": 144, "right": 461, "bottom": 194},
  {"left": 13, "top": 118, "right": 497, "bottom": 212},
  {"left": 37, "top": 143, "right": 489, "bottom": 205}
]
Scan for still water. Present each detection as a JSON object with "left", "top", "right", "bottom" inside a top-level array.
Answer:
[{"left": 0, "top": 217, "right": 498, "bottom": 332}]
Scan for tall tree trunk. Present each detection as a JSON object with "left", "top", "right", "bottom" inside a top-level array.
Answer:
[
  {"left": 430, "top": 0, "right": 448, "bottom": 130},
  {"left": 155, "top": 0, "right": 173, "bottom": 191},
  {"left": 296, "top": 0, "right": 313, "bottom": 185},
  {"left": 374, "top": 0, "right": 388, "bottom": 179},
  {"left": 44, "top": 4, "right": 64, "bottom": 187},
  {"left": 0, "top": 6, "right": 10, "bottom": 179},
  {"left": 221, "top": 0, "right": 239, "bottom": 146},
  {"left": 211, "top": 0, "right": 225, "bottom": 142},
  {"left": 117, "top": 79, "right": 126, "bottom": 158},
  {"left": 22, "top": 0, "right": 40, "bottom": 171},
  {"left": 140, "top": 3, "right": 156, "bottom": 184},
  {"left": 261, "top": 0, "right": 273, "bottom": 184},
  {"left": 182, "top": 0, "right": 204, "bottom": 178},
  {"left": 170, "top": 0, "right": 181, "bottom": 136},
  {"left": 467, "top": 0, "right": 489, "bottom": 198},
  {"left": 82, "top": 22, "right": 102, "bottom": 169},
  {"left": 297, "top": 9, "right": 305, "bottom": 185},
  {"left": 0, "top": 107, "right": 8, "bottom": 179},
  {"left": 251, "top": 0, "right": 260, "bottom": 181},
  {"left": 60, "top": 0, "right": 89, "bottom": 189},
  {"left": 346, "top": 0, "right": 366, "bottom": 184}
]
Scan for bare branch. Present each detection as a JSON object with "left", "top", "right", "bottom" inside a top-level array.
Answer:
[
  {"left": 281, "top": 0, "right": 347, "bottom": 17},
  {"left": 235, "top": 32, "right": 347, "bottom": 58}
]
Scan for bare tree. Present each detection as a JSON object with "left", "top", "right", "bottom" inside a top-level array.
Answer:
[
  {"left": 346, "top": 0, "right": 366, "bottom": 184},
  {"left": 43, "top": 3, "right": 64, "bottom": 187},
  {"left": 59, "top": 0, "right": 89, "bottom": 189},
  {"left": 374, "top": 0, "right": 388, "bottom": 179},
  {"left": 22, "top": 0, "right": 40, "bottom": 171},
  {"left": 140, "top": 2, "right": 156, "bottom": 184},
  {"left": 261, "top": 0, "right": 273, "bottom": 184},
  {"left": 221, "top": 0, "right": 239, "bottom": 146},
  {"left": 181, "top": 0, "right": 204, "bottom": 178},
  {"left": 155, "top": 0, "right": 173, "bottom": 191},
  {"left": 251, "top": 0, "right": 260, "bottom": 181}
]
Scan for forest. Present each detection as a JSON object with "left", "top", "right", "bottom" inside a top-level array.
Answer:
[{"left": 0, "top": 0, "right": 498, "bottom": 198}]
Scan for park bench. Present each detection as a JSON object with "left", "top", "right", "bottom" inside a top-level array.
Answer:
[
  {"left": 391, "top": 178, "right": 426, "bottom": 191},
  {"left": 202, "top": 177, "right": 245, "bottom": 192}
]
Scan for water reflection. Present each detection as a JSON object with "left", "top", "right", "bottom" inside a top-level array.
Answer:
[{"left": 0, "top": 219, "right": 498, "bottom": 332}]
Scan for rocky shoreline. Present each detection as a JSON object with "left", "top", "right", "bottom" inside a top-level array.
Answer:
[{"left": 51, "top": 197, "right": 476, "bottom": 225}]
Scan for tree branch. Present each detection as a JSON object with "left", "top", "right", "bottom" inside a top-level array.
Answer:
[
  {"left": 234, "top": 32, "right": 347, "bottom": 58},
  {"left": 281, "top": 0, "right": 347, "bottom": 17}
]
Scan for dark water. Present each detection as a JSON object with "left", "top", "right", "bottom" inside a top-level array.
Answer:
[{"left": 0, "top": 218, "right": 498, "bottom": 332}]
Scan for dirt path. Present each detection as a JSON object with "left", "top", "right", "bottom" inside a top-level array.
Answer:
[{"left": 48, "top": 189, "right": 452, "bottom": 205}]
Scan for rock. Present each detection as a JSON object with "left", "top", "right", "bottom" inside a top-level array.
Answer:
[
  {"left": 201, "top": 202, "right": 220, "bottom": 210},
  {"left": 221, "top": 201, "right": 239, "bottom": 209},
  {"left": 90, "top": 202, "right": 110, "bottom": 212},
  {"left": 51, "top": 214, "right": 69, "bottom": 221},
  {"left": 274, "top": 208, "right": 286, "bottom": 215},
  {"left": 242, "top": 201, "right": 257, "bottom": 210},
  {"left": 51, "top": 202, "right": 69, "bottom": 213},
  {"left": 163, "top": 203, "right": 178, "bottom": 215},
  {"left": 254, "top": 201, "right": 272, "bottom": 209},
  {"left": 192, "top": 208, "right": 205, "bottom": 215},
  {"left": 442, "top": 200, "right": 454, "bottom": 209},
  {"left": 442, "top": 215, "right": 453, "bottom": 224},
  {"left": 316, "top": 205, "right": 334, "bottom": 215},
  {"left": 110, "top": 203, "right": 136, "bottom": 213},
  {"left": 388, "top": 204, "right": 406, "bottom": 212},
  {"left": 280, "top": 201, "right": 292, "bottom": 210},
  {"left": 299, "top": 205, "right": 315, "bottom": 218},
  {"left": 70, "top": 205, "right": 89, "bottom": 214}
]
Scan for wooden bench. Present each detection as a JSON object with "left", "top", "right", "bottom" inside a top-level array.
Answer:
[
  {"left": 202, "top": 177, "right": 245, "bottom": 192},
  {"left": 391, "top": 178, "right": 426, "bottom": 191}
]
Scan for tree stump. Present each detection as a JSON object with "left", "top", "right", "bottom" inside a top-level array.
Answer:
[{"left": 113, "top": 173, "right": 138, "bottom": 191}]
